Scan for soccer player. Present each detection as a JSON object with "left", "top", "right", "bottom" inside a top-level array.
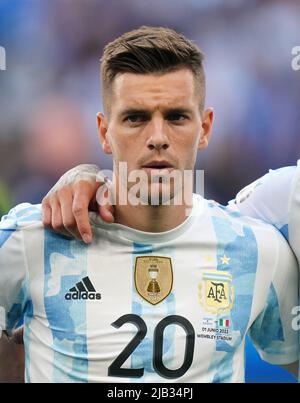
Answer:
[
  {"left": 0, "top": 27, "right": 298, "bottom": 382},
  {"left": 41, "top": 161, "right": 300, "bottom": 382}
]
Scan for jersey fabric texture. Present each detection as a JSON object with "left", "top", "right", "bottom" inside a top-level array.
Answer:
[{"left": 0, "top": 194, "right": 298, "bottom": 383}]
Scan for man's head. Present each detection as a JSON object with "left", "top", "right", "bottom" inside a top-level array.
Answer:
[
  {"left": 97, "top": 26, "right": 213, "bottom": 204},
  {"left": 101, "top": 26, "right": 206, "bottom": 115}
]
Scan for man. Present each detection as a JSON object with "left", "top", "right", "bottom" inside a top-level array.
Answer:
[
  {"left": 42, "top": 162, "right": 300, "bottom": 382},
  {"left": 0, "top": 26, "right": 298, "bottom": 382}
]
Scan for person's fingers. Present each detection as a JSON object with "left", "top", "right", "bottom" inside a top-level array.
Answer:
[
  {"left": 51, "top": 197, "right": 72, "bottom": 238},
  {"left": 72, "top": 181, "right": 98, "bottom": 244},
  {"left": 43, "top": 178, "right": 103, "bottom": 243},
  {"left": 11, "top": 326, "right": 24, "bottom": 345},
  {"left": 58, "top": 188, "right": 82, "bottom": 240},
  {"left": 41, "top": 197, "right": 52, "bottom": 228}
]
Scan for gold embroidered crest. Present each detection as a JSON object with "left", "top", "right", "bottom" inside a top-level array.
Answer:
[{"left": 134, "top": 256, "right": 173, "bottom": 305}]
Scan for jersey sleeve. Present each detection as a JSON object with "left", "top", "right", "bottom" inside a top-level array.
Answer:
[
  {"left": 289, "top": 162, "right": 300, "bottom": 267},
  {"left": 0, "top": 204, "right": 32, "bottom": 335},
  {"left": 248, "top": 230, "right": 299, "bottom": 365},
  {"left": 229, "top": 163, "right": 299, "bottom": 240}
]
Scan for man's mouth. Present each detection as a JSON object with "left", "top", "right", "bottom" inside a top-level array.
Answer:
[{"left": 142, "top": 161, "right": 174, "bottom": 172}]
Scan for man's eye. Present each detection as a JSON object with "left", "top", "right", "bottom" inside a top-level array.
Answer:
[
  {"left": 167, "top": 114, "right": 187, "bottom": 121},
  {"left": 125, "top": 115, "right": 146, "bottom": 123}
]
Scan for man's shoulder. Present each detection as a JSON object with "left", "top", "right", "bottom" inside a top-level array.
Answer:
[
  {"left": 207, "top": 198, "right": 285, "bottom": 239},
  {"left": 219, "top": 203, "right": 296, "bottom": 272},
  {"left": 0, "top": 203, "right": 43, "bottom": 231}
]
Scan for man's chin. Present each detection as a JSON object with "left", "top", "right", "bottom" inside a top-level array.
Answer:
[{"left": 147, "top": 184, "right": 176, "bottom": 206}]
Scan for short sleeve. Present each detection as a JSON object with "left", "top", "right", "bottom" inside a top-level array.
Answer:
[
  {"left": 229, "top": 165, "right": 298, "bottom": 240},
  {"left": 249, "top": 231, "right": 299, "bottom": 365}
]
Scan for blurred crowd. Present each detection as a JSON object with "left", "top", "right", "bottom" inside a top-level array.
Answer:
[{"left": 0, "top": 0, "right": 300, "bottom": 214}]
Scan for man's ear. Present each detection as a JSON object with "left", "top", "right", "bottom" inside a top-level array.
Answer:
[
  {"left": 198, "top": 107, "right": 214, "bottom": 150},
  {"left": 97, "top": 112, "right": 112, "bottom": 154}
]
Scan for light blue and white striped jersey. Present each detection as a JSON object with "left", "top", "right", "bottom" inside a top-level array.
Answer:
[
  {"left": 231, "top": 160, "right": 300, "bottom": 379},
  {"left": 0, "top": 194, "right": 298, "bottom": 383}
]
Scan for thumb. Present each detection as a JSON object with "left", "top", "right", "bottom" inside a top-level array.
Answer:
[
  {"left": 99, "top": 202, "right": 114, "bottom": 223},
  {"left": 96, "top": 185, "right": 115, "bottom": 223}
]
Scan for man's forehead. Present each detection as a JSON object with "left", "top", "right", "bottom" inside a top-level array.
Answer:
[{"left": 112, "top": 69, "right": 197, "bottom": 111}]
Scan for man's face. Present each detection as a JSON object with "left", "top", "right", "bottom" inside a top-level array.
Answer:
[{"left": 98, "top": 68, "right": 213, "bottom": 204}]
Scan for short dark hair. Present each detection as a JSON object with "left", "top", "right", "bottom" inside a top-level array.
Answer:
[{"left": 101, "top": 26, "right": 206, "bottom": 114}]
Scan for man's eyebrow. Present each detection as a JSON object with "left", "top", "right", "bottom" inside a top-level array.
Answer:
[
  {"left": 119, "top": 108, "right": 150, "bottom": 118},
  {"left": 119, "top": 107, "right": 193, "bottom": 118},
  {"left": 164, "top": 108, "right": 193, "bottom": 115}
]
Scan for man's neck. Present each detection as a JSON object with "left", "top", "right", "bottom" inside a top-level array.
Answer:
[{"left": 113, "top": 190, "right": 193, "bottom": 233}]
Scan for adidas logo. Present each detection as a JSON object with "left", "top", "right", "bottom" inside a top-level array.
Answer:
[{"left": 65, "top": 276, "right": 101, "bottom": 300}]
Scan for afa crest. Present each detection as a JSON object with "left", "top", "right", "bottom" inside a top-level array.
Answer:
[{"left": 199, "top": 270, "right": 234, "bottom": 314}]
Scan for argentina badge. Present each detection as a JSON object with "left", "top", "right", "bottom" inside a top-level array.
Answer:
[{"left": 199, "top": 270, "right": 234, "bottom": 315}]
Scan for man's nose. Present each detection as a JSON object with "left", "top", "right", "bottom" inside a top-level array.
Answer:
[{"left": 146, "top": 119, "right": 170, "bottom": 151}]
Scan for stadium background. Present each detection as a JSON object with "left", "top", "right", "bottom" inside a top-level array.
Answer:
[{"left": 0, "top": 0, "right": 299, "bottom": 383}]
